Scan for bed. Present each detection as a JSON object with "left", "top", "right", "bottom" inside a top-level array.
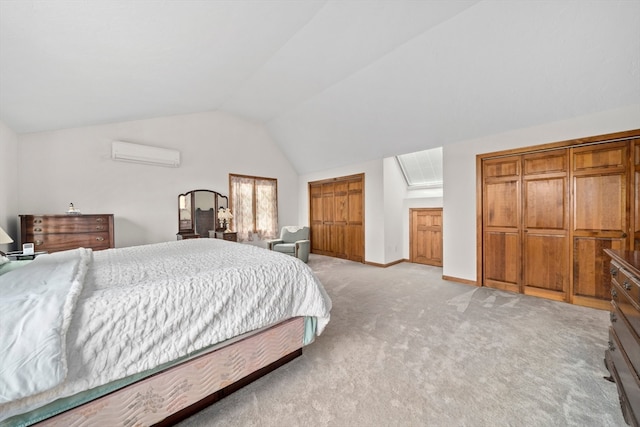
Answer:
[{"left": 0, "top": 238, "right": 332, "bottom": 426}]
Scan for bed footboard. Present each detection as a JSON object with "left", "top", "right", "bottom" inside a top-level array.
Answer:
[{"left": 35, "top": 317, "right": 305, "bottom": 427}]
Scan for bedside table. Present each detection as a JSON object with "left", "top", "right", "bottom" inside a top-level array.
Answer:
[
  {"left": 6, "top": 251, "right": 47, "bottom": 261},
  {"left": 214, "top": 231, "right": 238, "bottom": 242}
]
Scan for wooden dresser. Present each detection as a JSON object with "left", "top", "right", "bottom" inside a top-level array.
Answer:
[
  {"left": 605, "top": 249, "right": 640, "bottom": 426},
  {"left": 20, "top": 214, "right": 114, "bottom": 253}
]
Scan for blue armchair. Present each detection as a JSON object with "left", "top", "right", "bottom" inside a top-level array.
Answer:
[{"left": 267, "top": 226, "right": 310, "bottom": 263}]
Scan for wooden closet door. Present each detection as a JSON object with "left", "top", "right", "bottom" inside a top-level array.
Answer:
[
  {"left": 483, "top": 156, "right": 521, "bottom": 293},
  {"left": 333, "top": 181, "right": 348, "bottom": 259},
  {"left": 310, "top": 184, "right": 324, "bottom": 253},
  {"left": 634, "top": 138, "right": 640, "bottom": 250},
  {"left": 521, "top": 149, "right": 569, "bottom": 301},
  {"left": 309, "top": 174, "right": 364, "bottom": 262},
  {"left": 346, "top": 177, "right": 364, "bottom": 262},
  {"left": 322, "top": 183, "right": 336, "bottom": 256},
  {"left": 410, "top": 208, "right": 443, "bottom": 266},
  {"left": 571, "top": 142, "right": 629, "bottom": 309}
]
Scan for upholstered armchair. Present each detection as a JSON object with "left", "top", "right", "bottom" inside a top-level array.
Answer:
[{"left": 267, "top": 226, "right": 310, "bottom": 263}]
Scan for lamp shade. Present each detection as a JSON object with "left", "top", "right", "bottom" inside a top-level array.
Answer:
[{"left": 0, "top": 227, "right": 13, "bottom": 245}]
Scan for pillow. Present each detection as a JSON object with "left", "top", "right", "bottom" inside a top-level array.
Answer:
[{"left": 0, "top": 256, "right": 9, "bottom": 266}]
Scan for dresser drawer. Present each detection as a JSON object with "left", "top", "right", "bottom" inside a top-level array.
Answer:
[
  {"left": 28, "top": 232, "right": 112, "bottom": 252},
  {"left": 608, "top": 327, "right": 640, "bottom": 426},
  {"left": 612, "top": 261, "right": 640, "bottom": 306},
  {"left": 25, "top": 215, "right": 111, "bottom": 234},
  {"left": 613, "top": 279, "right": 640, "bottom": 335}
]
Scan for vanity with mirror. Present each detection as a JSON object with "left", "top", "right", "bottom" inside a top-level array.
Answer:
[{"left": 177, "top": 189, "right": 236, "bottom": 241}]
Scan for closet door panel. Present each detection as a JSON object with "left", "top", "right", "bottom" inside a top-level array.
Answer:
[
  {"left": 522, "top": 149, "right": 569, "bottom": 300},
  {"left": 571, "top": 142, "right": 629, "bottom": 309},
  {"left": 483, "top": 156, "right": 521, "bottom": 292},
  {"left": 309, "top": 184, "right": 324, "bottom": 253},
  {"left": 485, "top": 182, "right": 519, "bottom": 228},
  {"left": 523, "top": 234, "right": 566, "bottom": 292},
  {"left": 347, "top": 178, "right": 364, "bottom": 262},
  {"left": 634, "top": 139, "right": 640, "bottom": 250},
  {"left": 484, "top": 231, "right": 520, "bottom": 292},
  {"left": 573, "top": 175, "right": 625, "bottom": 232},
  {"left": 573, "top": 237, "right": 625, "bottom": 299}
]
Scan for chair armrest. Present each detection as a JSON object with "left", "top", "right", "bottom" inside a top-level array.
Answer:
[
  {"left": 266, "top": 239, "right": 284, "bottom": 250},
  {"left": 295, "top": 240, "right": 310, "bottom": 263}
]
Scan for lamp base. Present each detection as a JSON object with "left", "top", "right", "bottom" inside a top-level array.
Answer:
[{"left": 0, "top": 250, "right": 6, "bottom": 257}]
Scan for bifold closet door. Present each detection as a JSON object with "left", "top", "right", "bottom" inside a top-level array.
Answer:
[
  {"left": 309, "top": 174, "right": 364, "bottom": 262},
  {"left": 571, "top": 142, "right": 629, "bottom": 309},
  {"left": 521, "top": 149, "right": 569, "bottom": 301},
  {"left": 634, "top": 138, "right": 640, "bottom": 250},
  {"left": 482, "top": 156, "right": 521, "bottom": 293}
]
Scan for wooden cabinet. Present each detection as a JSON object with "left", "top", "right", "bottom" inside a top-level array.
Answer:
[
  {"left": 214, "top": 231, "right": 237, "bottom": 242},
  {"left": 604, "top": 249, "right": 640, "bottom": 427},
  {"left": 479, "top": 130, "right": 640, "bottom": 309},
  {"left": 309, "top": 174, "right": 364, "bottom": 262},
  {"left": 410, "top": 208, "right": 443, "bottom": 266},
  {"left": 20, "top": 214, "right": 114, "bottom": 253}
]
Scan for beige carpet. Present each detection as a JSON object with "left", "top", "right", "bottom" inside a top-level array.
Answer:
[{"left": 178, "top": 254, "right": 626, "bottom": 427}]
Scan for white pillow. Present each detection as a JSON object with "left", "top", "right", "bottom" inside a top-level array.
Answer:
[{"left": 0, "top": 256, "right": 9, "bottom": 266}]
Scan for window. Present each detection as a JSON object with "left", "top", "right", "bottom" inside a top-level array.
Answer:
[
  {"left": 229, "top": 174, "right": 278, "bottom": 241},
  {"left": 396, "top": 147, "right": 443, "bottom": 189}
]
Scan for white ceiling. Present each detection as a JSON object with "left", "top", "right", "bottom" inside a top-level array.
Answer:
[{"left": 1, "top": 1, "right": 638, "bottom": 174}]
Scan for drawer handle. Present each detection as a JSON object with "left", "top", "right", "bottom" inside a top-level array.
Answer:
[
  {"left": 623, "top": 280, "right": 632, "bottom": 291},
  {"left": 608, "top": 341, "right": 615, "bottom": 352},
  {"left": 610, "top": 268, "right": 618, "bottom": 277},
  {"left": 96, "top": 218, "right": 104, "bottom": 222},
  {"left": 611, "top": 288, "right": 617, "bottom": 298},
  {"left": 95, "top": 226, "right": 104, "bottom": 230},
  {"left": 96, "top": 237, "right": 105, "bottom": 242},
  {"left": 34, "top": 219, "right": 42, "bottom": 224},
  {"left": 33, "top": 228, "right": 42, "bottom": 232},
  {"left": 35, "top": 240, "right": 43, "bottom": 246},
  {"left": 610, "top": 312, "right": 617, "bottom": 323}
]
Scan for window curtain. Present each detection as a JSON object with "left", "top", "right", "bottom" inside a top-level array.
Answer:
[{"left": 230, "top": 175, "right": 278, "bottom": 242}]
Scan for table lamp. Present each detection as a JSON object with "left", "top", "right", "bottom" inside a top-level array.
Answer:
[{"left": 0, "top": 226, "right": 14, "bottom": 257}]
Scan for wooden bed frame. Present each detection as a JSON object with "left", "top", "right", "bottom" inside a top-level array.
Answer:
[{"left": 28, "top": 317, "right": 305, "bottom": 426}]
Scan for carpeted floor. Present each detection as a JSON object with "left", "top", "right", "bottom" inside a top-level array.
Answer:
[{"left": 178, "top": 254, "right": 626, "bottom": 426}]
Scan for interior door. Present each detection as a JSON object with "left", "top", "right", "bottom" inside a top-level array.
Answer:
[
  {"left": 571, "top": 142, "right": 629, "bottom": 309},
  {"left": 410, "top": 208, "right": 443, "bottom": 266},
  {"left": 522, "top": 149, "right": 569, "bottom": 301},
  {"left": 483, "top": 156, "right": 521, "bottom": 293}
]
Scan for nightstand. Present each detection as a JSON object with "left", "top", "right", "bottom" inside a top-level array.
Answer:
[
  {"left": 6, "top": 251, "right": 47, "bottom": 261},
  {"left": 214, "top": 231, "right": 238, "bottom": 242}
]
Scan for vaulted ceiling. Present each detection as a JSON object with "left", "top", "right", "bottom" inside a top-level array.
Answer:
[{"left": 1, "top": 1, "right": 638, "bottom": 173}]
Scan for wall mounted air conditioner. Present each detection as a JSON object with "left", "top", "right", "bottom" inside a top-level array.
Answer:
[{"left": 111, "top": 141, "right": 180, "bottom": 167}]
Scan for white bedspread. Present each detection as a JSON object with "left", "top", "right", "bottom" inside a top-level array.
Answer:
[
  {"left": 0, "top": 239, "right": 331, "bottom": 422},
  {"left": 0, "top": 249, "right": 91, "bottom": 403}
]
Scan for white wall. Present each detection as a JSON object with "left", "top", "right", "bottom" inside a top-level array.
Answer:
[
  {"left": 383, "top": 157, "right": 406, "bottom": 263},
  {"left": 298, "top": 159, "right": 385, "bottom": 264},
  {"left": 17, "top": 111, "right": 299, "bottom": 248},
  {"left": 443, "top": 104, "right": 640, "bottom": 282},
  {"left": 0, "top": 120, "right": 19, "bottom": 251}
]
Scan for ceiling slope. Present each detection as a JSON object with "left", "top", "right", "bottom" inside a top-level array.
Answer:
[{"left": 1, "top": 1, "right": 638, "bottom": 174}]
